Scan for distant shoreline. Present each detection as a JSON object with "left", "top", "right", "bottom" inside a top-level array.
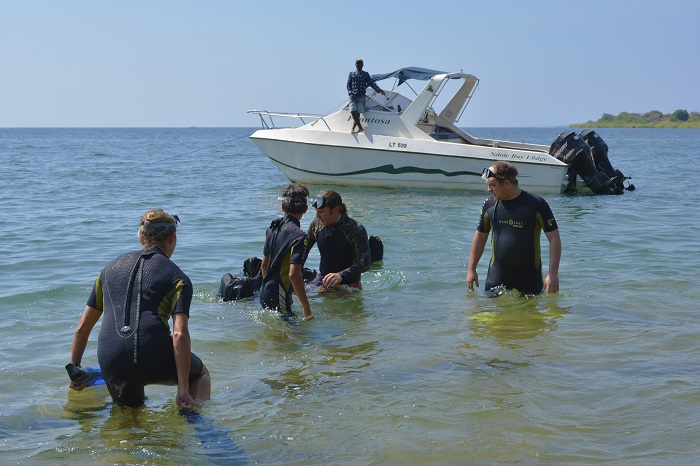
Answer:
[{"left": 571, "top": 109, "right": 700, "bottom": 128}]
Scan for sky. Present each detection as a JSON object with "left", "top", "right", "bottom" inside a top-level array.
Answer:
[{"left": 1, "top": 0, "right": 698, "bottom": 128}]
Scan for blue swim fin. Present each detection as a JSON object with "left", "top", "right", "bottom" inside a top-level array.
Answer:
[{"left": 65, "top": 363, "right": 105, "bottom": 387}]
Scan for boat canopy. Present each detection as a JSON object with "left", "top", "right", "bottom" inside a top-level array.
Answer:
[{"left": 371, "top": 67, "right": 447, "bottom": 85}]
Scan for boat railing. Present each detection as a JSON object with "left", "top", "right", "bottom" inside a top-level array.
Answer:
[{"left": 247, "top": 110, "right": 329, "bottom": 130}]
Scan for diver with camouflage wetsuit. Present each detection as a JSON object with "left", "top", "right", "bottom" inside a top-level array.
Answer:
[{"left": 305, "top": 189, "right": 371, "bottom": 289}]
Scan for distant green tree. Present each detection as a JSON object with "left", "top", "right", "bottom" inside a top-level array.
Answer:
[
  {"left": 617, "top": 112, "right": 639, "bottom": 123},
  {"left": 643, "top": 110, "right": 663, "bottom": 121},
  {"left": 570, "top": 109, "right": 700, "bottom": 128},
  {"left": 671, "top": 109, "right": 689, "bottom": 121}
]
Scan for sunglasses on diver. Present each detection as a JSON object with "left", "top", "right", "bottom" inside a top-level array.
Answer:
[{"left": 481, "top": 168, "right": 505, "bottom": 180}]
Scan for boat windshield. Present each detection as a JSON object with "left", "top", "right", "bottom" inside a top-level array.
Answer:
[{"left": 343, "top": 90, "right": 413, "bottom": 114}]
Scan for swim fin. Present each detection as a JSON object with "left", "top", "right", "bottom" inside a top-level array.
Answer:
[{"left": 65, "top": 363, "right": 105, "bottom": 387}]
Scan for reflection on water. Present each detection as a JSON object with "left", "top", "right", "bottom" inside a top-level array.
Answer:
[
  {"left": 452, "top": 291, "right": 569, "bottom": 374},
  {"left": 468, "top": 292, "right": 569, "bottom": 344},
  {"left": 257, "top": 292, "right": 380, "bottom": 400},
  {"left": 259, "top": 340, "right": 381, "bottom": 393},
  {"left": 319, "top": 341, "right": 378, "bottom": 375},
  {"left": 61, "top": 391, "right": 247, "bottom": 464}
]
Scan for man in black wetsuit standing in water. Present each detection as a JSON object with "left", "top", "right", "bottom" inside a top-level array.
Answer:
[
  {"left": 466, "top": 161, "right": 562, "bottom": 296},
  {"left": 305, "top": 189, "right": 371, "bottom": 290}
]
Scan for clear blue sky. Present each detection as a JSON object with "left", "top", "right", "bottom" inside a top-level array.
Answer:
[{"left": 1, "top": 0, "right": 698, "bottom": 127}]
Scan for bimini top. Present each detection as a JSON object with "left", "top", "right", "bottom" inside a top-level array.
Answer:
[{"left": 371, "top": 67, "right": 448, "bottom": 85}]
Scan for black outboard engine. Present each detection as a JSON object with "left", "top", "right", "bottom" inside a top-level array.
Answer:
[
  {"left": 549, "top": 131, "right": 614, "bottom": 194},
  {"left": 579, "top": 130, "right": 633, "bottom": 193}
]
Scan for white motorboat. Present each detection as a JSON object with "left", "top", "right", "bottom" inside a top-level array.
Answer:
[{"left": 249, "top": 67, "right": 630, "bottom": 194}]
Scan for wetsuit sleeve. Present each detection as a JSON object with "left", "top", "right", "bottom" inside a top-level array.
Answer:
[
  {"left": 171, "top": 279, "right": 193, "bottom": 317},
  {"left": 536, "top": 198, "right": 558, "bottom": 233},
  {"left": 476, "top": 198, "right": 493, "bottom": 233},
  {"left": 304, "top": 220, "right": 319, "bottom": 263},
  {"left": 290, "top": 233, "right": 308, "bottom": 265},
  {"left": 86, "top": 272, "right": 105, "bottom": 312},
  {"left": 339, "top": 218, "right": 371, "bottom": 282}
]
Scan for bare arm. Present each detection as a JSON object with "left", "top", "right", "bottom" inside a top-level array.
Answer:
[
  {"left": 467, "top": 231, "right": 489, "bottom": 291},
  {"left": 172, "top": 313, "right": 197, "bottom": 408},
  {"left": 290, "top": 263, "right": 313, "bottom": 320},
  {"left": 69, "top": 306, "right": 102, "bottom": 390},
  {"left": 369, "top": 75, "right": 385, "bottom": 95},
  {"left": 543, "top": 229, "right": 562, "bottom": 294},
  {"left": 261, "top": 255, "right": 269, "bottom": 278}
]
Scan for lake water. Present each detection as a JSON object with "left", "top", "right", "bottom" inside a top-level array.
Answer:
[{"left": 1, "top": 127, "right": 699, "bottom": 465}]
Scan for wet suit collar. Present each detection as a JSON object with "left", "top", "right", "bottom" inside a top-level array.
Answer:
[
  {"left": 284, "top": 213, "right": 301, "bottom": 227},
  {"left": 270, "top": 214, "right": 302, "bottom": 230},
  {"left": 141, "top": 246, "right": 168, "bottom": 258}
]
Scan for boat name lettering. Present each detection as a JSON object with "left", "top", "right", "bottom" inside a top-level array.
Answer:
[
  {"left": 346, "top": 116, "right": 391, "bottom": 125},
  {"left": 389, "top": 142, "right": 408, "bottom": 149},
  {"left": 491, "top": 151, "right": 548, "bottom": 162},
  {"left": 491, "top": 151, "right": 517, "bottom": 159}
]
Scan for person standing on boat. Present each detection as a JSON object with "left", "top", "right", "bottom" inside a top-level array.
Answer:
[
  {"left": 68, "top": 209, "right": 211, "bottom": 408},
  {"left": 260, "top": 183, "right": 313, "bottom": 321},
  {"left": 466, "top": 161, "right": 562, "bottom": 296},
  {"left": 305, "top": 189, "right": 371, "bottom": 289},
  {"left": 347, "top": 58, "right": 386, "bottom": 133}
]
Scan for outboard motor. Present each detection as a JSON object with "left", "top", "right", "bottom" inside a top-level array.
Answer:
[
  {"left": 579, "top": 130, "right": 633, "bottom": 193},
  {"left": 549, "top": 131, "right": 614, "bottom": 194}
]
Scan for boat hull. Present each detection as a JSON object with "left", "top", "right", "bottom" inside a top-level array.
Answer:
[{"left": 251, "top": 130, "right": 569, "bottom": 193}]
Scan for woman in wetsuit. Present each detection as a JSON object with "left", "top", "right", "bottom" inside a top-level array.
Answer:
[{"left": 68, "top": 209, "right": 210, "bottom": 408}]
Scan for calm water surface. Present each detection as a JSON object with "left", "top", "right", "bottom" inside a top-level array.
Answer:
[{"left": 1, "top": 127, "right": 699, "bottom": 464}]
